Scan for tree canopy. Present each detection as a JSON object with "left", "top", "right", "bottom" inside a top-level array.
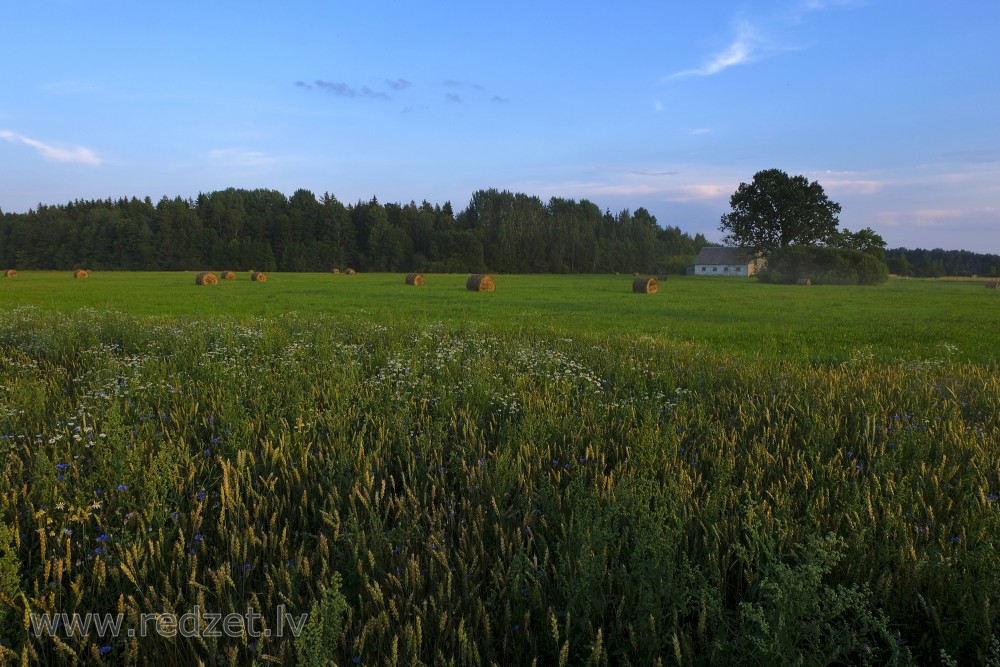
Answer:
[
  {"left": 720, "top": 169, "right": 842, "bottom": 256},
  {"left": 0, "top": 187, "right": 710, "bottom": 274}
]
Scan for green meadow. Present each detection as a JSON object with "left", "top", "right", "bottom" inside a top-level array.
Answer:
[
  {"left": 0, "top": 273, "right": 998, "bottom": 665},
  {"left": 1, "top": 271, "right": 996, "bottom": 363}
]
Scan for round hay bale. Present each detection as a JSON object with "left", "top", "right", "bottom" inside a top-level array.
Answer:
[
  {"left": 405, "top": 273, "right": 425, "bottom": 286},
  {"left": 73, "top": 269, "right": 89, "bottom": 279},
  {"left": 195, "top": 271, "right": 219, "bottom": 286},
  {"left": 250, "top": 271, "right": 267, "bottom": 282},
  {"left": 796, "top": 278, "right": 812, "bottom": 286},
  {"left": 332, "top": 268, "right": 340, "bottom": 274},
  {"left": 466, "top": 274, "right": 496, "bottom": 292},
  {"left": 633, "top": 271, "right": 640, "bottom": 277},
  {"left": 631, "top": 276, "right": 658, "bottom": 294},
  {"left": 221, "top": 271, "right": 236, "bottom": 281},
  {"left": 4, "top": 269, "right": 17, "bottom": 278},
  {"left": 346, "top": 268, "right": 357, "bottom": 275}
]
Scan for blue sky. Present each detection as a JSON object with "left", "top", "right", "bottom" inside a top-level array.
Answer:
[{"left": 3, "top": 0, "right": 999, "bottom": 253}]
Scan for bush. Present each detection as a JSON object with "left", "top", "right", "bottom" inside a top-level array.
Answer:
[{"left": 759, "top": 245, "right": 888, "bottom": 285}]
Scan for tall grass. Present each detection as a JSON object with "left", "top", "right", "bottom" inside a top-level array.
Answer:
[{"left": 0, "top": 308, "right": 997, "bottom": 664}]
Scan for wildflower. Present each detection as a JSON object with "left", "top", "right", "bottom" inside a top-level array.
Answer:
[
  {"left": 97, "top": 533, "right": 110, "bottom": 542},
  {"left": 117, "top": 484, "right": 128, "bottom": 491},
  {"left": 55, "top": 463, "right": 70, "bottom": 471},
  {"left": 95, "top": 546, "right": 106, "bottom": 555},
  {"left": 194, "top": 534, "right": 204, "bottom": 542},
  {"left": 987, "top": 493, "right": 998, "bottom": 501},
  {"left": 197, "top": 489, "right": 206, "bottom": 501},
  {"left": 98, "top": 645, "right": 112, "bottom": 655},
  {"left": 170, "top": 512, "right": 180, "bottom": 520}
]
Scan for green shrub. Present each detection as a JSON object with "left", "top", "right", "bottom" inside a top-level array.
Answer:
[{"left": 760, "top": 245, "right": 888, "bottom": 285}]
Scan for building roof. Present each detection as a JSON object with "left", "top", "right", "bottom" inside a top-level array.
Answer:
[{"left": 693, "top": 246, "right": 759, "bottom": 265}]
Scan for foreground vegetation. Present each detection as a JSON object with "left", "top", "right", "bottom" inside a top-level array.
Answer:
[{"left": 0, "top": 295, "right": 997, "bottom": 664}]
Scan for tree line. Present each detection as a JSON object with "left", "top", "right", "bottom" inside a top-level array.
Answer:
[
  {"left": 885, "top": 248, "right": 1000, "bottom": 278},
  {"left": 0, "top": 188, "right": 711, "bottom": 274}
]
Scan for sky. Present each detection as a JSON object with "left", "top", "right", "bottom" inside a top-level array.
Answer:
[{"left": 2, "top": 1, "right": 999, "bottom": 253}]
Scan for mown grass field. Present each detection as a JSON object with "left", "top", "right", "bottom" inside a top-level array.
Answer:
[
  {"left": 1, "top": 271, "right": 997, "bottom": 363},
  {"left": 0, "top": 272, "right": 998, "bottom": 665}
]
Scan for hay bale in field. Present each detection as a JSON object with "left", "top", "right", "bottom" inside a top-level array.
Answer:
[
  {"left": 405, "top": 273, "right": 425, "bottom": 286},
  {"left": 221, "top": 271, "right": 236, "bottom": 280},
  {"left": 250, "top": 271, "right": 267, "bottom": 282},
  {"left": 466, "top": 274, "right": 496, "bottom": 292},
  {"left": 195, "top": 271, "right": 219, "bottom": 286},
  {"left": 346, "top": 268, "right": 356, "bottom": 275},
  {"left": 332, "top": 268, "right": 340, "bottom": 274},
  {"left": 797, "top": 278, "right": 812, "bottom": 286},
  {"left": 3, "top": 269, "right": 16, "bottom": 278},
  {"left": 632, "top": 276, "right": 658, "bottom": 294},
  {"left": 73, "top": 269, "right": 89, "bottom": 279},
  {"left": 986, "top": 281, "right": 998, "bottom": 289},
  {"left": 633, "top": 271, "right": 640, "bottom": 276}
]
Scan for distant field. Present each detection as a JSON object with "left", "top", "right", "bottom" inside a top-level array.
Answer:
[{"left": 1, "top": 271, "right": 997, "bottom": 363}]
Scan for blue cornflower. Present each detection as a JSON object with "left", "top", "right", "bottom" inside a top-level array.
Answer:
[
  {"left": 117, "top": 484, "right": 128, "bottom": 491},
  {"left": 97, "top": 533, "right": 110, "bottom": 542},
  {"left": 55, "top": 463, "right": 70, "bottom": 471},
  {"left": 196, "top": 489, "right": 206, "bottom": 501},
  {"left": 98, "top": 645, "right": 112, "bottom": 655}
]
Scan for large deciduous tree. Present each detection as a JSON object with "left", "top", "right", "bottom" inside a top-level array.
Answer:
[{"left": 720, "top": 169, "right": 842, "bottom": 256}]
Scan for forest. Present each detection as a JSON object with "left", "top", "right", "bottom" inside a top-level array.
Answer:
[
  {"left": 0, "top": 188, "right": 709, "bottom": 274},
  {"left": 2, "top": 188, "right": 995, "bottom": 276},
  {"left": 885, "top": 247, "right": 1000, "bottom": 278}
]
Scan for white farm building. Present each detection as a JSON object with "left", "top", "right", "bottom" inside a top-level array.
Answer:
[{"left": 690, "top": 247, "right": 766, "bottom": 276}]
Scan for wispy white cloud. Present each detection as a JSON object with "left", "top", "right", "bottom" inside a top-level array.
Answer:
[
  {"left": 666, "top": 184, "right": 730, "bottom": 202},
  {"left": 819, "top": 178, "right": 883, "bottom": 195},
  {"left": 0, "top": 130, "right": 101, "bottom": 166},
  {"left": 687, "top": 128, "right": 711, "bottom": 136},
  {"left": 511, "top": 165, "right": 736, "bottom": 204},
  {"left": 654, "top": 100, "right": 664, "bottom": 112},
  {"left": 667, "top": 21, "right": 760, "bottom": 80}
]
